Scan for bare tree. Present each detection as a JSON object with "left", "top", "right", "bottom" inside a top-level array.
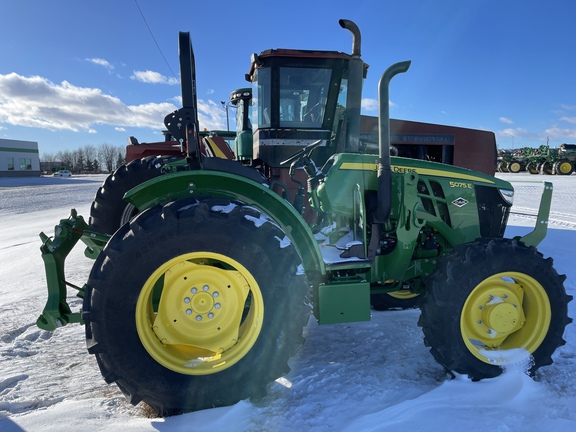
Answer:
[
  {"left": 73, "top": 148, "right": 85, "bottom": 173},
  {"left": 98, "top": 143, "right": 117, "bottom": 173},
  {"left": 115, "top": 150, "right": 125, "bottom": 171},
  {"left": 83, "top": 144, "right": 98, "bottom": 172},
  {"left": 57, "top": 150, "right": 74, "bottom": 171},
  {"left": 41, "top": 143, "right": 127, "bottom": 173},
  {"left": 41, "top": 152, "right": 58, "bottom": 163}
]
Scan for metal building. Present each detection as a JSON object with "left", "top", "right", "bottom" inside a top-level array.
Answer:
[{"left": 0, "top": 139, "right": 41, "bottom": 177}]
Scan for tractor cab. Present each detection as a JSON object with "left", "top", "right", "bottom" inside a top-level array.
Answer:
[{"left": 246, "top": 45, "right": 368, "bottom": 169}]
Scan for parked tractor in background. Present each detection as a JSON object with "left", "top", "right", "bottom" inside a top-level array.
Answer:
[
  {"left": 496, "top": 147, "right": 531, "bottom": 173},
  {"left": 553, "top": 143, "right": 576, "bottom": 175},
  {"left": 501, "top": 143, "right": 575, "bottom": 175},
  {"left": 37, "top": 20, "right": 571, "bottom": 416}
]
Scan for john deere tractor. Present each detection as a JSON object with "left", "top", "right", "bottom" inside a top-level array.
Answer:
[{"left": 37, "top": 20, "right": 571, "bottom": 416}]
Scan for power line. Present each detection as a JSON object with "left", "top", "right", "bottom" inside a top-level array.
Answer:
[{"left": 133, "top": 0, "right": 178, "bottom": 81}]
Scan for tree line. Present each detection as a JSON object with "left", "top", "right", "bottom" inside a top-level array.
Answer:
[{"left": 41, "top": 143, "right": 126, "bottom": 173}]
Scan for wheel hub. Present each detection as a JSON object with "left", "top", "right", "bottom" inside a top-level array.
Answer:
[
  {"left": 483, "top": 302, "right": 519, "bottom": 334},
  {"left": 462, "top": 277, "right": 526, "bottom": 348},
  {"left": 188, "top": 287, "right": 217, "bottom": 316},
  {"left": 153, "top": 261, "right": 248, "bottom": 353}
]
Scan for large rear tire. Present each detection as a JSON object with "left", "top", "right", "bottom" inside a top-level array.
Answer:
[
  {"left": 555, "top": 159, "right": 574, "bottom": 175},
  {"left": 540, "top": 161, "right": 554, "bottom": 175},
  {"left": 89, "top": 156, "right": 178, "bottom": 235},
  {"left": 508, "top": 161, "right": 522, "bottom": 173},
  {"left": 83, "top": 197, "right": 310, "bottom": 415},
  {"left": 419, "top": 238, "right": 571, "bottom": 380},
  {"left": 526, "top": 162, "right": 539, "bottom": 174}
]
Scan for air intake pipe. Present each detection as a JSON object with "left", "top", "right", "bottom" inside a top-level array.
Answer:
[{"left": 377, "top": 60, "right": 411, "bottom": 222}]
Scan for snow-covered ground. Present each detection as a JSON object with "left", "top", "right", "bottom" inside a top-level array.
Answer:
[{"left": 1, "top": 173, "right": 575, "bottom": 432}]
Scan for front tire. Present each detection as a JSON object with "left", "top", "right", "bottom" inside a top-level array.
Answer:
[
  {"left": 371, "top": 290, "right": 420, "bottom": 311},
  {"left": 419, "top": 238, "right": 571, "bottom": 380},
  {"left": 83, "top": 197, "right": 310, "bottom": 415}
]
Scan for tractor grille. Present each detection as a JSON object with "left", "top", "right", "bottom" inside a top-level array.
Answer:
[
  {"left": 474, "top": 185, "right": 511, "bottom": 238},
  {"left": 417, "top": 180, "right": 452, "bottom": 227}
]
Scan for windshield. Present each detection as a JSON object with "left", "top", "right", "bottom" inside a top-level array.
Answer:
[
  {"left": 279, "top": 67, "right": 332, "bottom": 128},
  {"left": 251, "top": 65, "right": 333, "bottom": 130}
]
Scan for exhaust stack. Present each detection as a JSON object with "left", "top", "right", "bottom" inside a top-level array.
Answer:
[
  {"left": 164, "top": 32, "right": 201, "bottom": 160},
  {"left": 377, "top": 60, "right": 411, "bottom": 222},
  {"left": 339, "top": 19, "right": 363, "bottom": 153}
]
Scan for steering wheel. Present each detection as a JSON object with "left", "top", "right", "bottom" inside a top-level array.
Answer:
[{"left": 279, "top": 140, "right": 323, "bottom": 166}]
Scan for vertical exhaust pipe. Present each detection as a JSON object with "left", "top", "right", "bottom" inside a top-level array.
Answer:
[
  {"left": 339, "top": 19, "right": 363, "bottom": 153},
  {"left": 339, "top": 19, "right": 361, "bottom": 56},
  {"left": 377, "top": 60, "right": 411, "bottom": 222},
  {"left": 164, "top": 32, "right": 201, "bottom": 160}
]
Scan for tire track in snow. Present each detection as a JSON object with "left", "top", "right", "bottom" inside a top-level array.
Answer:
[{"left": 511, "top": 207, "right": 576, "bottom": 230}]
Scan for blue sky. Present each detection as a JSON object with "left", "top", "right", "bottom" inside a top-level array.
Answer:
[{"left": 1, "top": 0, "right": 575, "bottom": 156}]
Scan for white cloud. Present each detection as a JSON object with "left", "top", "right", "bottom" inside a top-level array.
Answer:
[
  {"left": 499, "top": 127, "right": 530, "bottom": 138},
  {"left": 197, "top": 99, "right": 227, "bottom": 130},
  {"left": 0, "top": 72, "right": 226, "bottom": 134},
  {"left": 560, "top": 116, "right": 576, "bottom": 125},
  {"left": 86, "top": 58, "right": 114, "bottom": 69},
  {"left": 499, "top": 117, "right": 514, "bottom": 124},
  {"left": 361, "top": 98, "right": 378, "bottom": 111},
  {"left": 361, "top": 98, "right": 399, "bottom": 112},
  {"left": 131, "top": 70, "right": 179, "bottom": 85},
  {"left": 0, "top": 72, "right": 176, "bottom": 132},
  {"left": 544, "top": 126, "right": 576, "bottom": 141}
]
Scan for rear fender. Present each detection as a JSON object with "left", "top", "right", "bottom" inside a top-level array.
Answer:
[{"left": 124, "top": 170, "right": 325, "bottom": 276}]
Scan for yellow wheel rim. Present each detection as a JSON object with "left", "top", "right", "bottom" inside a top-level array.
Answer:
[
  {"left": 387, "top": 290, "right": 419, "bottom": 300},
  {"left": 460, "top": 272, "right": 551, "bottom": 364},
  {"left": 136, "top": 252, "right": 264, "bottom": 375},
  {"left": 559, "top": 162, "right": 572, "bottom": 174}
]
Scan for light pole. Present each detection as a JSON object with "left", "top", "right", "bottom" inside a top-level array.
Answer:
[
  {"left": 221, "top": 101, "right": 230, "bottom": 131},
  {"left": 503, "top": 132, "right": 515, "bottom": 149}
]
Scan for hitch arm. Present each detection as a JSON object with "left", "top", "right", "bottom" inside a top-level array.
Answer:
[{"left": 36, "top": 210, "right": 109, "bottom": 331}]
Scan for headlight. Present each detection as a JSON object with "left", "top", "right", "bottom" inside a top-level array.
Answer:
[{"left": 498, "top": 188, "right": 514, "bottom": 205}]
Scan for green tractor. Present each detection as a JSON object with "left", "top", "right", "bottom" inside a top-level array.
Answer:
[
  {"left": 506, "top": 147, "right": 531, "bottom": 173},
  {"left": 37, "top": 20, "right": 571, "bottom": 416},
  {"left": 496, "top": 149, "right": 512, "bottom": 172},
  {"left": 553, "top": 143, "right": 576, "bottom": 175}
]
